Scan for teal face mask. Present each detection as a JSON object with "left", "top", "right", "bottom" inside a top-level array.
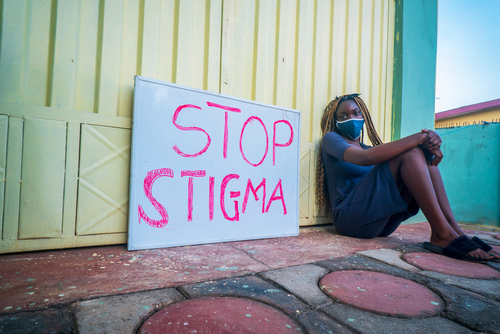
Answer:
[{"left": 336, "top": 118, "right": 365, "bottom": 140}]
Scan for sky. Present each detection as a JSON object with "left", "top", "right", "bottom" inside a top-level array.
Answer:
[{"left": 435, "top": 0, "right": 500, "bottom": 113}]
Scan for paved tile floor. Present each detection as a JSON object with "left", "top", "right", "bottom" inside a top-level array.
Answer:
[{"left": 0, "top": 222, "right": 499, "bottom": 333}]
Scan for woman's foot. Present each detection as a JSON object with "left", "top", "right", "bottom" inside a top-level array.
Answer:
[
  {"left": 469, "top": 236, "right": 500, "bottom": 261},
  {"left": 486, "top": 250, "right": 500, "bottom": 260},
  {"left": 430, "top": 234, "right": 494, "bottom": 261},
  {"left": 442, "top": 221, "right": 499, "bottom": 260}
]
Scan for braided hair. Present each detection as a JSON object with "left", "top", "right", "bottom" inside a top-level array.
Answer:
[{"left": 315, "top": 94, "right": 383, "bottom": 215}]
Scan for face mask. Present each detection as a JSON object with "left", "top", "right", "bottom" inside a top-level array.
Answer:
[{"left": 336, "top": 118, "right": 365, "bottom": 140}]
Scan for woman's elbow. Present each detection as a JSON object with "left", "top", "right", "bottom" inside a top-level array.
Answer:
[
  {"left": 347, "top": 156, "right": 373, "bottom": 166},
  {"left": 343, "top": 149, "right": 376, "bottom": 166},
  {"left": 356, "top": 154, "right": 378, "bottom": 166}
]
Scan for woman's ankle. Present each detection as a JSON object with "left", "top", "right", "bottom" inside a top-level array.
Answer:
[
  {"left": 448, "top": 221, "right": 466, "bottom": 236},
  {"left": 430, "top": 230, "right": 459, "bottom": 245}
]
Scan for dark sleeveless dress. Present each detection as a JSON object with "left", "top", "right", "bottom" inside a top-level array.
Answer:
[{"left": 321, "top": 131, "right": 419, "bottom": 238}]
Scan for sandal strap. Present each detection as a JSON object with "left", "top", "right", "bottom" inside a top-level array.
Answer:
[
  {"left": 471, "top": 236, "right": 493, "bottom": 252},
  {"left": 443, "top": 236, "right": 480, "bottom": 259}
]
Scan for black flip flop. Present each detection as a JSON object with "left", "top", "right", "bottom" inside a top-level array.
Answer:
[
  {"left": 422, "top": 236, "right": 490, "bottom": 263},
  {"left": 471, "top": 236, "right": 500, "bottom": 263}
]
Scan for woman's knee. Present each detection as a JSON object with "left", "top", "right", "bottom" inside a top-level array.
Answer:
[
  {"left": 401, "top": 146, "right": 426, "bottom": 163},
  {"left": 387, "top": 146, "right": 424, "bottom": 171}
]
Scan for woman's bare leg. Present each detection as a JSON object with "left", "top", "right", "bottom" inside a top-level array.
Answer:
[
  {"left": 428, "top": 165, "right": 500, "bottom": 258},
  {"left": 427, "top": 165, "right": 463, "bottom": 235},
  {"left": 388, "top": 147, "right": 491, "bottom": 260}
]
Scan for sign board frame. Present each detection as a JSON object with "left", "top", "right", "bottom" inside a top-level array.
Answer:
[{"left": 128, "top": 76, "right": 300, "bottom": 251}]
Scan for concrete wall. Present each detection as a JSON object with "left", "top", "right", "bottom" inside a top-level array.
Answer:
[{"left": 406, "top": 123, "right": 500, "bottom": 227}]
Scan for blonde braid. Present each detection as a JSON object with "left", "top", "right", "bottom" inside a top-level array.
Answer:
[
  {"left": 353, "top": 96, "right": 383, "bottom": 146},
  {"left": 315, "top": 94, "right": 383, "bottom": 215}
]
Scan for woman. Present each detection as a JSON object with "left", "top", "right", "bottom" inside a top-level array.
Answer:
[{"left": 316, "top": 94, "right": 498, "bottom": 262}]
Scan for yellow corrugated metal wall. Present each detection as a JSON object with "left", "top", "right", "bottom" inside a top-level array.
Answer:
[{"left": 0, "top": 0, "right": 394, "bottom": 253}]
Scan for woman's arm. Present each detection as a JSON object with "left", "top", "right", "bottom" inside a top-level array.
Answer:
[{"left": 343, "top": 132, "right": 428, "bottom": 166}]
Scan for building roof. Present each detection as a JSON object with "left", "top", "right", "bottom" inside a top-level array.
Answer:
[{"left": 435, "top": 98, "right": 500, "bottom": 120}]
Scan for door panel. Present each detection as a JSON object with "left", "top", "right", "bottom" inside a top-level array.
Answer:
[
  {"left": 19, "top": 117, "right": 66, "bottom": 239},
  {"left": 76, "top": 125, "right": 131, "bottom": 235}
]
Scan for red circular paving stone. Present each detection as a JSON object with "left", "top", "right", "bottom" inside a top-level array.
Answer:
[
  {"left": 403, "top": 252, "right": 500, "bottom": 279},
  {"left": 320, "top": 270, "right": 443, "bottom": 318},
  {"left": 138, "top": 297, "right": 303, "bottom": 333}
]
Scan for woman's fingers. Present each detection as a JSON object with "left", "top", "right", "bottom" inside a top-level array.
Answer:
[
  {"left": 431, "top": 148, "right": 443, "bottom": 166},
  {"left": 429, "top": 135, "right": 442, "bottom": 148},
  {"left": 421, "top": 141, "right": 440, "bottom": 150},
  {"left": 420, "top": 130, "right": 442, "bottom": 150},
  {"left": 425, "top": 147, "right": 443, "bottom": 166},
  {"left": 419, "top": 129, "right": 429, "bottom": 145},
  {"left": 422, "top": 142, "right": 440, "bottom": 150},
  {"left": 428, "top": 130, "right": 442, "bottom": 146}
]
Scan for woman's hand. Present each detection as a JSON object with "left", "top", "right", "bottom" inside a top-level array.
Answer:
[
  {"left": 418, "top": 130, "right": 443, "bottom": 166},
  {"left": 419, "top": 129, "right": 442, "bottom": 150},
  {"left": 425, "top": 147, "right": 444, "bottom": 166}
]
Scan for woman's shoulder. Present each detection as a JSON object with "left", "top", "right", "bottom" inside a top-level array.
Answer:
[
  {"left": 323, "top": 131, "right": 344, "bottom": 141},
  {"left": 322, "top": 131, "right": 348, "bottom": 146},
  {"left": 322, "top": 131, "right": 350, "bottom": 157}
]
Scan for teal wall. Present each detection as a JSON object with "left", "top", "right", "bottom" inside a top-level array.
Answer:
[
  {"left": 406, "top": 123, "right": 500, "bottom": 227},
  {"left": 392, "top": 0, "right": 438, "bottom": 140}
]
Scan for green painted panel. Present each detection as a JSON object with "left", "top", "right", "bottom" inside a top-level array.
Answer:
[
  {"left": 19, "top": 117, "right": 66, "bottom": 239},
  {"left": 0, "top": 116, "right": 8, "bottom": 237},
  {"left": 77, "top": 124, "right": 131, "bottom": 235},
  {"left": 392, "top": 0, "right": 438, "bottom": 140}
]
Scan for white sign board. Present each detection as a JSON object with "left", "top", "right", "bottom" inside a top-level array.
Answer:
[{"left": 128, "top": 76, "right": 300, "bottom": 250}]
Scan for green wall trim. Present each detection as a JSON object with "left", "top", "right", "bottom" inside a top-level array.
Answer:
[
  {"left": 391, "top": 0, "right": 403, "bottom": 141},
  {"left": 392, "top": 0, "right": 438, "bottom": 141}
]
